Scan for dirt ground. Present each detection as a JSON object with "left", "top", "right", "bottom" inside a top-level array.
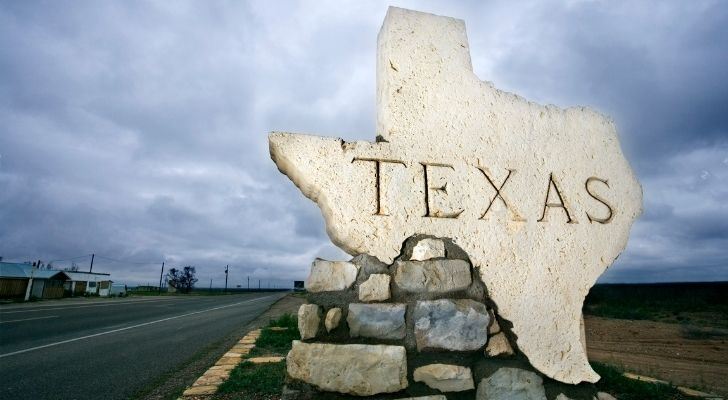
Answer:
[{"left": 585, "top": 315, "right": 728, "bottom": 397}]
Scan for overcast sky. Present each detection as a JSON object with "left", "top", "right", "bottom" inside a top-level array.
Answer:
[{"left": 1, "top": 1, "right": 726, "bottom": 286}]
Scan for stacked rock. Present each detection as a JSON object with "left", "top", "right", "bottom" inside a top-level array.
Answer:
[{"left": 285, "top": 235, "right": 592, "bottom": 399}]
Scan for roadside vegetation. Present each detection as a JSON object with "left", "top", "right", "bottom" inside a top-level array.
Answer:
[
  {"left": 214, "top": 312, "right": 694, "bottom": 399},
  {"left": 592, "top": 362, "right": 688, "bottom": 400},
  {"left": 216, "top": 313, "right": 299, "bottom": 398}
]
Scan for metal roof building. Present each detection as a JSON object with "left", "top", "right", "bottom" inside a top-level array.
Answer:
[{"left": 0, "top": 262, "right": 111, "bottom": 299}]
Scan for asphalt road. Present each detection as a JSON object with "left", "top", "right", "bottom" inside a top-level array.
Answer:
[{"left": 0, "top": 293, "right": 286, "bottom": 400}]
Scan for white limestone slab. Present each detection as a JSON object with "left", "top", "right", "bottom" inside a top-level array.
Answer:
[
  {"left": 297, "top": 304, "right": 320, "bottom": 340},
  {"left": 359, "top": 273, "right": 391, "bottom": 301},
  {"left": 305, "top": 259, "right": 358, "bottom": 292},
  {"left": 413, "top": 364, "right": 475, "bottom": 392},
  {"left": 269, "top": 7, "right": 642, "bottom": 384},
  {"left": 325, "top": 307, "right": 342, "bottom": 332},
  {"left": 286, "top": 341, "right": 408, "bottom": 396},
  {"left": 411, "top": 238, "right": 446, "bottom": 260}
]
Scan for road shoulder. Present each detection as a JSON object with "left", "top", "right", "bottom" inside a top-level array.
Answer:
[{"left": 134, "top": 293, "right": 304, "bottom": 400}]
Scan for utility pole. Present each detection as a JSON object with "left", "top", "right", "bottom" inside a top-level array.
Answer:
[
  {"left": 209, "top": 279, "right": 212, "bottom": 292},
  {"left": 89, "top": 254, "right": 95, "bottom": 273},
  {"left": 158, "top": 262, "right": 165, "bottom": 294},
  {"left": 247, "top": 276, "right": 250, "bottom": 289},
  {"left": 24, "top": 263, "right": 37, "bottom": 301},
  {"left": 258, "top": 279, "right": 261, "bottom": 289},
  {"left": 224, "top": 265, "right": 229, "bottom": 292}
]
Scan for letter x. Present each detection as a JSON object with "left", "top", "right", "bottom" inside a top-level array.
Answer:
[{"left": 477, "top": 168, "right": 523, "bottom": 221}]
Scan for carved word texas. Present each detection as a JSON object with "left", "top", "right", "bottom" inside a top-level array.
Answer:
[
  {"left": 269, "top": 7, "right": 642, "bottom": 385},
  {"left": 353, "top": 157, "right": 613, "bottom": 224}
]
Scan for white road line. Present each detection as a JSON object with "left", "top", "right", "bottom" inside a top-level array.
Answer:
[
  {"left": 0, "top": 294, "right": 277, "bottom": 358},
  {"left": 0, "top": 316, "right": 59, "bottom": 324},
  {"left": 0, "top": 297, "right": 190, "bottom": 314}
]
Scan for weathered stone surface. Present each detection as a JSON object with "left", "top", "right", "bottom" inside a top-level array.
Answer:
[
  {"left": 486, "top": 332, "right": 514, "bottom": 357},
  {"left": 476, "top": 368, "right": 547, "bottom": 400},
  {"left": 359, "top": 273, "right": 391, "bottom": 301},
  {"left": 215, "top": 357, "right": 243, "bottom": 366},
  {"left": 414, "top": 299, "right": 489, "bottom": 350},
  {"left": 325, "top": 307, "right": 342, "bottom": 332},
  {"left": 413, "top": 364, "right": 475, "bottom": 392},
  {"left": 298, "top": 304, "right": 320, "bottom": 340},
  {"left": 248, "top": 356, "right": 285, "bottom": 364},
  {"left": 183, "top": 385, "right": 217, "bottom": 395},
  {"left": 306, "top": 259, "right": 358, "bottom": 292},
  {"left": 488, "top": 309, "right": 501, "bottom": 334},
  {"left": 465, "top": 275, "right": 487, "bottom": 302},
  {"left": 269, "top": 7, "right": 641, "bottom": 383},
  {"left": 348, "top": 303, "right": 406, "bottom": 339},
  {"left": 352, "top": 254, "right": 389, "bottom": 284},
  {"left": 595, "top": 392, "right": 617, "bottom": 400},
  {"left": 286, "top": 341, "right": 408, "bottom": 396},
  {"left": 411, "top": 238, "right": 446, "bottom": 260},
  {"left": 394, "top": 259, "right": 471, "bottom": 293},
  {"left": 556, "top": 394, "right": 574, "bottom": 400},
  {"left": 397, "top": 397, "right": 447, "bottom": 400}
]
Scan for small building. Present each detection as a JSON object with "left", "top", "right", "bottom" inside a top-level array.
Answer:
[
  {"left": 0, "top": 262, "right": 29, "bottom": 299},
  {"left": 0, "top": 262, "right": 115, "bottom": 300},
  {"left": 0, "top": 262, "right": 71, "bottom": 299},
  {"left": 64, "top": 271, "right": 112, "bottom": 296}
]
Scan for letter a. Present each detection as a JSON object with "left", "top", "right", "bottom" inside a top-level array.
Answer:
[{"left": 538, "top": 173, "right": 574, "bottom": 223}]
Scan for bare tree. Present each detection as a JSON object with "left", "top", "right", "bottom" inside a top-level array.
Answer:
[
  {"left": 64, "top": 262, "right": 79, "bottom": 272},
  {"left": 167, "top": 266, "right": 198, "bottom": 293}
]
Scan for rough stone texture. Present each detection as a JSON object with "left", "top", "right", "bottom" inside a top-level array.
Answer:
[
  {"left": 286, "top": 341, "right": 408, "bottom": 396},
  {"left": 298, "top": 304, "right": 320, "bottom": 340},
  {"left": 556, "top": 394, "right": 574, "bottom": 400},
  {"left": 394, "top": 259, "right": 471, "bottom": 293},
  {"left": 413, "top": 364, "right": 475, "bottom": 392},
  {"left": 248, "top": 356, "right": 285, "bottom": 363},
  {"left": 359, "top": 273, "right": 391, "bottom": 301},
  {"left": 306, "top": 259, "right": 358, "bottom": 292},
  {"left": 183, "top": 386, "right": 217, "bottom": 395},
  {"left": 348, "top": 303, "right": 406, "bottom": 339},
  {"left": 325, "top": 307, "right": 342, "bottom": 332},
  {"left": 595, "top": 392, "right": 617, "bottom": 400},
  {"left": 476, "top": 368, "right": 547, "bottom": 400},
  {"left": 488, "top": 309, "right": 501, "bottom": 334},
  {"left": 414, "top": 299, "right": 489, "bottom": 351},
  {"left": 269, "top": 7, "right": 642, "bottom": 383},
  {"left": 486, "top": 332, "right": 514, "bottom": 357},
  {"left": 411, "top": 238, "right": 446, "bottom": 260},
  {"left": 352, "top": 254, "right": 389, "bottom": 284},
  {"left": 397, "top": 397, "right": 447, "bottom": 400},
  {"left": 465, "top": 274, "right": 487, "bottom": 302},
  {"left": 215, "top": 357, "right": 243, "bottom": 366}
]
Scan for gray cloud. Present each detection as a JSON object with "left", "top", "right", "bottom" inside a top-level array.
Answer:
[{"left": 0, "top": 1, "right": 726, "bottom": 285}]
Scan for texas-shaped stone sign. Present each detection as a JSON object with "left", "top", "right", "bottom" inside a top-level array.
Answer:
[{"left": 270, "top": 7, "right": 642, "bottom": 384}]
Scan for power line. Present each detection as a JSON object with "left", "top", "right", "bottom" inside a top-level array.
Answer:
[
  {"left": 93, "top": 255, "right": 162, "bottom": 265},
  {"left": 46, "top": 254, "right": 92, "bottom": 263}
]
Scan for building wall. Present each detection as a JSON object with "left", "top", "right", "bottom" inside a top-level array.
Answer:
[
  {"left": 30, "top": 280, "right": 45, "bottom": 298},
  {"left": 42, "top": 280, "right": 65, "bottom": 299},
  {"left": 0, "top": 278, "right": 28, "bottom": 299}
]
